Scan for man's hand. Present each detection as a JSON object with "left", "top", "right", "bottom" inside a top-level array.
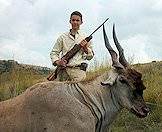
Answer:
[
  {"left": 80, "top": 39, "right": 89, "bottom": 54},
  {"left": 54, "top": 59, "right": 67, "bottom": 67},
  {"left": 80, "top": 39, "right": 88, "bottom": 47}
]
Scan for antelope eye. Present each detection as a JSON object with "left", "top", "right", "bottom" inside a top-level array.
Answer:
[
  {"left": 133, "top": 89, "right": 143, "bottom": 96},
  {"left": 119, "top": 77, "right": 128, "bottom": 84},
  {"left": 133, "top": 90, "right": 137, "bottom": 98}
]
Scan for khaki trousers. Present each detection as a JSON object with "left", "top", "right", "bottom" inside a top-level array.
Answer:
[{"left": 56, "top": 67, "right": 86, "bottom": 82}]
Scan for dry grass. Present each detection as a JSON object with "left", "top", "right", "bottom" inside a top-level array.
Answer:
[{"left": 0, "top": 67, "right": 45, "bottom": 101}]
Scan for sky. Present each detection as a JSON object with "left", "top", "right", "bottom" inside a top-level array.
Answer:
[{"left": 0, "top": 0, "right": 162, "bottom": 68}]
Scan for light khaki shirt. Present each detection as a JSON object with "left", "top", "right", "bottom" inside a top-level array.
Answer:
[{"left": 50, "top": 30, "right": 94, "bottom": 66}]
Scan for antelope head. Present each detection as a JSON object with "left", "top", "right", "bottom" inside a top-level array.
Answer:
[{"left": 101, "top": 25, "right": 149, "bottom": 118}]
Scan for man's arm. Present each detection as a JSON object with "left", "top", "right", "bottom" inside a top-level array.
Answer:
[
  {"left": 50, "top": 36, "right": 63, "bottom": 65},
  {"left": 82, "top": 40, "right": 94, "bottom": 60}
]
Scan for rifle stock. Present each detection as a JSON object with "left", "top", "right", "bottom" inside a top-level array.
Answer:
[{"left": 47, "top": 69, "right": 57, "bottom": 81}]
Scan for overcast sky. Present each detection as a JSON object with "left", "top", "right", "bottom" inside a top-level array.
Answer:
[{"left": 0, "top": 0, "right": 162, "bottom": 68}]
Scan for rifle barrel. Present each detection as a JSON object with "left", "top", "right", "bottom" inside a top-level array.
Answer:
[{"left": 89, "top": 18, "right": 109, "bottom": 36}]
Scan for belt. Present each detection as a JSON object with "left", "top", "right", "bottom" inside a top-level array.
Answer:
[
  {"left": 66, "top": 65, "right": 81, "bottom": 68},
  {"left": 67, "top": 63, "right": 88, "bottom": 71}
]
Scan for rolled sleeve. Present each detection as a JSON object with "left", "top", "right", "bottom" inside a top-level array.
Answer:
[{"left": 83, "top": 41, "right": 94, "bottom": 60}]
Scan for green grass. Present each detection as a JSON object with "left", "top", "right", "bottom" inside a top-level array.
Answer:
[{"left": 109, "top": 104, "right": 162, "bottom": 132}]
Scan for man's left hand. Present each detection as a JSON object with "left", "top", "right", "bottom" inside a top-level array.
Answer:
[
  {"left": 80, "top": 39, "right": 89, "bottom": 54},
  {"left": 80, "top": 39, "right": 88, "bottom": 47}
]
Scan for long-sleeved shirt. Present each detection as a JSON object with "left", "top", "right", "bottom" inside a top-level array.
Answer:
[{"left": 50, "top": 30, "right": 94, "bottom": 66}]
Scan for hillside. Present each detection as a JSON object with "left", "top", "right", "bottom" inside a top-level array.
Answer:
[
  {"left": 0, "top": 60, "right": 51, "bottom": 101},
  {"left": 0, "top": 60, "right": 51, "bottom": 75}
]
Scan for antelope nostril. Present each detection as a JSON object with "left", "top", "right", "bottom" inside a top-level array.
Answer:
[{"left": 142, "top": 107, "right": 149, "bottom": 113}]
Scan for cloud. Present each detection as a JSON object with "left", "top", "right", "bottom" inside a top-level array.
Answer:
[
  {"left": 0, "top": 0, "right": 162, "bottom": 68},
  {"left": 0, "top": 0, "right": 11, "bottom": 13},
  {"left": 152, "top": 0, "right": 162, "bottom": 11},
  {"left": 121, "top": 34, "right": 153, "bottom": 63},
  {"left": 0, "top": 38, "right": 49, "bottom": 66}
]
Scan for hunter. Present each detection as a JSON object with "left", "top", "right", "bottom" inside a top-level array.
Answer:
[{"left": 50, "top": 11, "right": 94, "bottom": 81}]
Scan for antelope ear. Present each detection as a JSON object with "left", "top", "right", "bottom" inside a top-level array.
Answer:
[
  {"left": 113, "top": 64, "right": 124, "bottom": 70},
  {"left": 101, "top": 79, "right": 114, "bottom": 86},
  {"left": 101, "top": 72, "right": 118, "bottom": 86}
]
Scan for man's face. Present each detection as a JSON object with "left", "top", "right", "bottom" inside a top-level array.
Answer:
[{"left": 70, "top": 15, "right": 82, "bottom": 30}]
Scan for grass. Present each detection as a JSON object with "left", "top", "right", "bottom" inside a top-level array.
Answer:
[
  {"left": 0, "top": 60, "right": 162, "bottom": 131},
  {"left": 134, "top": 62, "right": 162, "bottom": 104},
  {"left": 109, "top": 104, "right": 162, "bottom": 132},
  {"left": 0, "top": 67, "right": 45, "bottom": 101}
]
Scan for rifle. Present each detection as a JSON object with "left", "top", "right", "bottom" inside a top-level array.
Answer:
[{"left": 47, "top": 18, "right": 109, "bottom": 81}]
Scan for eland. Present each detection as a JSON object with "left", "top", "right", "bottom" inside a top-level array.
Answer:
[{"left": 0, "top": 25, "right": 149, "bottom": 132}]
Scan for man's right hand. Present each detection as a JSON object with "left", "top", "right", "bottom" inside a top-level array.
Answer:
[{"left": 53, "top": 59, "right": 67, "bottom": 67}]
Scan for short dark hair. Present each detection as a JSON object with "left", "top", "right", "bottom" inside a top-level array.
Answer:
[{"left": 70, "top": 11, "right": 82, "bottom": 21}]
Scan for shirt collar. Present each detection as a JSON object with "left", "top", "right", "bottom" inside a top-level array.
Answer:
[{"left": 69, "top": 29, "right": 80, "bottom": 35}]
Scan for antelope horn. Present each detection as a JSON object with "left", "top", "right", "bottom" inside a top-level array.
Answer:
[
  {"left": 113, "top": 24, "right": 129, "bottom": 67},
  {"left": 103, "top": 25, "right": 124, "bottom": 69}
]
